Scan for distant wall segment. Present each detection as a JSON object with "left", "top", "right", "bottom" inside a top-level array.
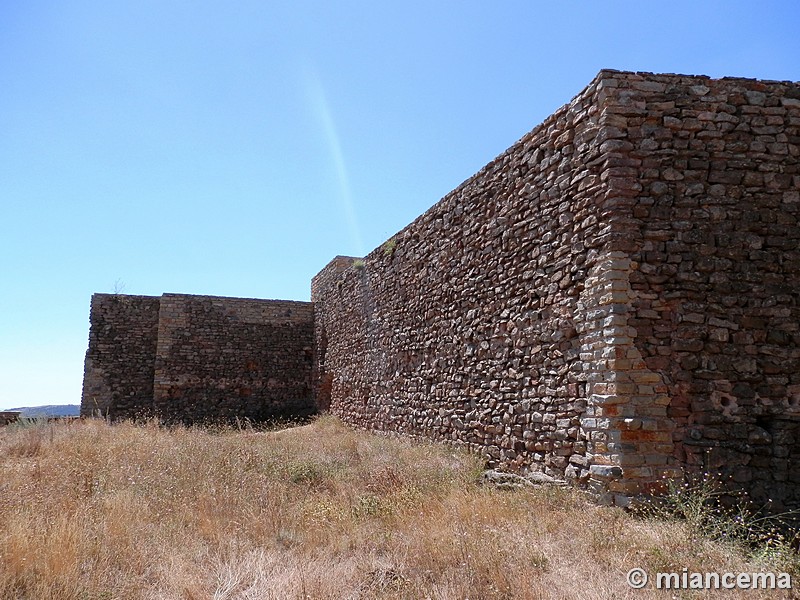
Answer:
[
  {"left": 81, "top": 294, "right": 160, "bottom": 419},
  {"left": 153, "top": 294, "right": 314, "bottom": 423},
  {"left": 81, "top": 293, "right": 314, "bottom": 423}
]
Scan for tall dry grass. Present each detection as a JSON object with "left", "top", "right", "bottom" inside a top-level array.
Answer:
[{"left": 0, "top": 416, "right": 796, "bottom": 599}]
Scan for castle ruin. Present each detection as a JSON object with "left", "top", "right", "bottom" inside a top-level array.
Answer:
[{"left": 82, "top": 70, "right": 800, "bottom": 508}]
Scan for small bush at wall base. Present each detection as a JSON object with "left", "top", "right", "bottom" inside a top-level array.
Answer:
[{"left": 635, "top": 473, "right": 800, "bottom": 577}]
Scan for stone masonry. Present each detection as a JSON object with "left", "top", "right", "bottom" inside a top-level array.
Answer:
[
  {"left": 312, "top": 70, "right": 800, "bottom": 509},
  {"left": 82, "top": 294, "right": 160, "bottom": 419},
  {"left": 82, "top": 293, "right": 314, "bottom": 423},
  {"left": 153, "top": 294, "right": 315, "bottom": 423},
  {"left": 82, "top": 70, "right": 799, "bottom": 508}
]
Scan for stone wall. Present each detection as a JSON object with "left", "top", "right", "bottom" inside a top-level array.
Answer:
[
  {"left": 81, "top": 294, "right": 315, "bottom": 423},
  {"left": 153, "top": 294, "right": 315, "bottom": 423},
  {"left": 311, "top": 256, "right": 359, "bottom": 412},
  {"left": 313, "top": 72, "right": 635, "bottom": 497},
  {"left": 312, "top": 70, "right": 800, "bottom": 507},
  {"left": 81, "top": 294, "right": 160, "bottom": 419},
  {"left": 603, "top": 72, "right": 800, "bottom": 511}
]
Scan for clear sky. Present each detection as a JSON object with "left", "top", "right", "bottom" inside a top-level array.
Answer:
[{"left": 1, "top": 1, "right": 799, "bottom": 410}]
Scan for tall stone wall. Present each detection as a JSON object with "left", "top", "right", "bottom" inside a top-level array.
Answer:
[
  {"left": 312, "top": 70, "right": 800, "bottom": 507},
  {"left": 81, "top": 294, "right": 160, "bottom": 419},
  {"left": 312, "top": 72, "right": 648, "bottom": 498},
  {"left": 153, "top": 294, "right": 315, "bottom": 423},
  {"left": 81, "top": 294, "right": 315, "bottom": 423},
  {"left": 601, "top": 72, "right": 800, "bottom": 510}
]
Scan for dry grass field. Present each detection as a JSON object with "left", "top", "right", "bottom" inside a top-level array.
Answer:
[{"left": 0, "top": 416, "right": 797, "bottom": 599}]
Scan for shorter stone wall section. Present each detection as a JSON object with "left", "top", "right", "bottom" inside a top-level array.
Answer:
[
  {"left": 153, "top": 294, "right": 315, "bottom": 423},
  {"left": 81, "top": 293, "right": 315, "bottom": 423}
]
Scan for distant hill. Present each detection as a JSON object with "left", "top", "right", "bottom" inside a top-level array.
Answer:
[{"left": 7, "top": 405, "right": 80, "bottom": 418}]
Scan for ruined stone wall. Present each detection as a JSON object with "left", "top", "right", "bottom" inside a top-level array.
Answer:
[
  {"left": 81, "top": 294, "right": 315, "bottom": 423},
  {"left": 153, "top": 294, "right": 315, "bottom": 423},
  {"left": 601, "top": 72, "right": 800, "bottom": 510},
  {"left": 81, "top": 294, "right": 160, "bottom": 419},
  {"left": 313, "top": 73, "right": 626, "bottom": 489}
]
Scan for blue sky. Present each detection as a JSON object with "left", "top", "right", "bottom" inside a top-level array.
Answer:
[{"left": 1, "top": 1, "right": 799, "bottom": 409}]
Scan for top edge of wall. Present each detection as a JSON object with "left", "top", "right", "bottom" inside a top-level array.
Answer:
[
  {"left": 92, "top": 292, "right": 312, "bottom": 305},
  {"left": 160, "top": 293, "right": 312, "bottom": 305},
  {"left": 92, "top": 293, "right": 160, "bottom": 300},
  {"left": 596, "top": 68, "right": 800, "bottom": 86}
]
